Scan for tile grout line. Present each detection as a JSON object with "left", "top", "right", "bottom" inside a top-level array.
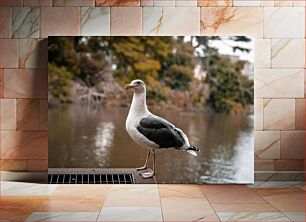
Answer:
[
  {"left": 197, "top": 185, "right": 222, "bottom": 222},
  {"left": 157, "top": 184, "right": 165, "bottom": 222}
]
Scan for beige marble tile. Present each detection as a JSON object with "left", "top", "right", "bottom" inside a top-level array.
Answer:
[
  {"left": 143, "top": 7, "right": 200, "bottom": 35},
  {"left": 263, "top": 99, "right": 295, "bottom": 130},
  {"left": 295, "top": 99, "right": 305, "bottom": 130},
  {"left": 26, "top": 212, "right": 99, "bottom": 222},
  {"left": 217, "top": 212, "right": 291, "bottom": 221},
  {"left": 158, "top": 184, "right": 204, "bottom": 198},
  {"left": 161, "top": 197, "right": 219, "bottom": 221},
  {"left": 274, "top": 0, "right": 293, "bottom": 6},
  {"left": 0, "top": 7, "right": 11, "bottom": 38},
  {"left": 0, "top": 0, "right": 22, "bottom": 6},
  {"left": 259, "top": 188, "right": 305, "bottom": 212},
  {"left": 12, "top": 7, "right": 39, "bottom": 38},
  {"left": 53, "top": 0, "right": 95, "bottom": 6},
  {"left": 3, "top": 69, "right": 48, "bottom": 98},
  {"left": 255, "top": 69, "right": 304, "bottom": 98},
  {"left": 27, "top": 159, "right": 48, "bottom": 171},
  {"left": 271, "top": 39, "right": 305, "bottom": 68},
  {"left": 254, "top": 160, "right": 274, "bottom": 171},
  {"left": 96, "top": 0, "right": 140, "bottom": 6},
  {"left": 212, "top": 203, "right": 278, "bottom": 212},
  {"left": 1, "top": 131, "right": 48, "bottom": 159},
  {"left": 264, "top": 7, "right": 305, "bottom": 38},
  {"left": 17, "top": 99, "right": 40, "bottom": 130},
  {"left": 141, "top": 0, "right": 154, "bottom": 6},
  {"left": 0, "top": 39, "right": 18, "bottom": 68},
  {"left": 103, "top": 185, "right": 160, "bottom": 207},
  {"left": 154, "top": 0, "right": 175, "bottom": 6},
  {"left": 254, "top": 99, "right": 263, "bottom": 130},
  {"left": 98, "top": 207, "right": 162, "bottom": 221},
  {"left": 275, "top": 159, "right": 304, "bottom": 171},
  {"left": 200, "top": 7, "right": 263, "bottom": 38},
  {"left": 110, "top": 7, "right": 142, "bottom": 35},
  {"left": 254, "top": 39, "right": 271, "bottom": 68},
  {"left": 38, "top": 196, "right": 104, "bottom": 212},
  {"left": 0, "top": 99, "right": 16, "bottom": 130},
  {"left": 254, "top": 131, "right": 280, "bottom": 160},
  {"left": 198, "top": 0, "right": 233, "bottom": 6},
  {"left": 176, "top": 0, "right": 197, "bottom": 6},
  {"left": 81, "top": 7, "right": 110, "bottom": 36},
  {"left": 39, "top": 99, "right": 48, "bottom": 130},
  {"left": 23, "top": 0, "right": 52, "bottom": 6},
  {"left": 0, "top": 159, "right": 27, "bottom": 171},
  {"left": 280, "top": 130, "right": 304, "bottom": 159},
  {"left": 19, "top": 39, "right": 48, "bottom": 68},
  {"left": 233, "top": 0, "right": 260, "bottom": 6},
  {"left": 40, "top": 7, "right": 80, "bottom": 38},
  {"left": 260, "top": 0, "right": 274, "bottom": 6},
  {"left": 52, "top": 184, "right": 111, "bottom": 198}
]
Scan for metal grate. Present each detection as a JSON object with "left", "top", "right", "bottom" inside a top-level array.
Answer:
[{"left": 48, "top": 174, "right": 134, "bottom": 184}]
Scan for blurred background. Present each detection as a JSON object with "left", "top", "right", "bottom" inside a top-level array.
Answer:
[{"left": 48, "top": 36, "right": 254, "bottom": 183}]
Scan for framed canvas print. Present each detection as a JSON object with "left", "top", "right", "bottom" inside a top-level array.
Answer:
[{"left": 48, "top": 36, "right": 254, "bottom": 184}]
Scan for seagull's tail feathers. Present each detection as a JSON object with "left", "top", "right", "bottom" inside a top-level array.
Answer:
[{"left": 186, "top": 145, "right": 199, "bottom": 157}]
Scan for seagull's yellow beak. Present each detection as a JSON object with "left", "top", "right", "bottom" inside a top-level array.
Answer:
[{"left": 125, "top": 84, "right": 134, "bottom": 90}]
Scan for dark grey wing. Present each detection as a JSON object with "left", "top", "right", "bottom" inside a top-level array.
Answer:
[{"left": 136, "top": 115, "right": 185, "bottom": 148}]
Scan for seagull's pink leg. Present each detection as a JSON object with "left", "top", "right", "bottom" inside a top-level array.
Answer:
[
  {"left": 136, "top": 149, "right": 150, "bottom": 171},
  {"left": 141, "top": 150, "right": 155, "bottom": 179}
]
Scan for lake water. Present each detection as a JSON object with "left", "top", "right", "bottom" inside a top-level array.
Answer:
[{"left": 49, "top": 104, "right": 254, "bottom": 184}]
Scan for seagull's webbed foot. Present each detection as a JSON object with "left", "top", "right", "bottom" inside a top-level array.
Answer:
[
  {"left": 136, "top": 165, "right": 147, "bottom": 171},
  {"left": 140, "top": 169, "right": 154, "bottom": 179}
]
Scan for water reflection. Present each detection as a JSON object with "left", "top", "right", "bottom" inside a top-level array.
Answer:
[{"left": 49, "top": 104, "right": 253, "bottom": 183}]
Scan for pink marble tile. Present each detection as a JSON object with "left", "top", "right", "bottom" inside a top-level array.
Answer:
[
  {"left": 254, "top": 160, "right": 274, "bottom": 171},
  {"left": 200, "top": 7, "right": 263, "bottom": 38},
  {"left": 23, "top": 0, "right": 52, "bottom": 6},
  {"left": 96, "top": 0, "right": 140, "bottom": 6},
  {"left": 0, "top": 159, "right": 27, "bottom": 171},
  {"left": 39, "top": 99, "right": 48, "bottom": 130},
  {"left": 40, "top": 7, "right": 80, "bottom": 38},
  {"left": 3, "top": 69, "right": 48, "bottom": 99},
  {"left": 19, "top": 39, "right": 48, "bottom": 68},
  {"left": 1, "top": 131, "right": 48, "bottom": 159},
  {"left": 53, "top": 0, "right": 95, "bottom": 6},
  {"left": 295, "top": 99, "right": 305, "bottom": 130},
  {"left": 0, "top": 99, "right": 16, "bottom": 130},
  {"left": 0, "top": 69, "right": 3, "bottom": 98},
  {"left": 0, "top": 39, "right": 18, "bottom": 68},
  {"left": 110, "top": 7, "right": 142, "bottom": 35},
  {"left": 263, "top": 99, "right": 295, "bottom": 130},
  {"left": 17, "top": 99, "right": 40, "bottom": 130},
  {"left": 198, "top": 0, "right": 232, "bottom": 6},
  {"left": 280, "top": 131, "right": 304, "bottom": 159},
  {"left": 200, "top": 185, "right": 266, "bottom": 204},
  {"left": 275, "top": 160, "right": 304, "bottom": 171},
  {"left": 0, "top": 0, "right": 22, "bottom": 6},
  {"left": 0, "top": 7, "right": 11, "bottom": 38},
  {"left": 27, "top": 159, "right": 48, "bottom": 171},
  {"left": 274, "top": 0, "right": 293, "bottom": 6}
]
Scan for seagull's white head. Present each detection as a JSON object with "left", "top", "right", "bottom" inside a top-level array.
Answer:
[{"left": 125, "top": 79, "right": 146, "bottom": 94}]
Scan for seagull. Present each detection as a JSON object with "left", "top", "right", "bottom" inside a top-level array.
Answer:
[{"left": 125, "top": 79, "right": 199, "bottom": 179}]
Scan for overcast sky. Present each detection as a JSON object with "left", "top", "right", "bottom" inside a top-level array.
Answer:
[{"left": 209, "top": 38, "right": 254, "bottom": 63}]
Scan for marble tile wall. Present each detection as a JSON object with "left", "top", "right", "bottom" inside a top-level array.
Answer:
[{"left": 0, "top": 0, "right": 304, "bottom": 181}]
